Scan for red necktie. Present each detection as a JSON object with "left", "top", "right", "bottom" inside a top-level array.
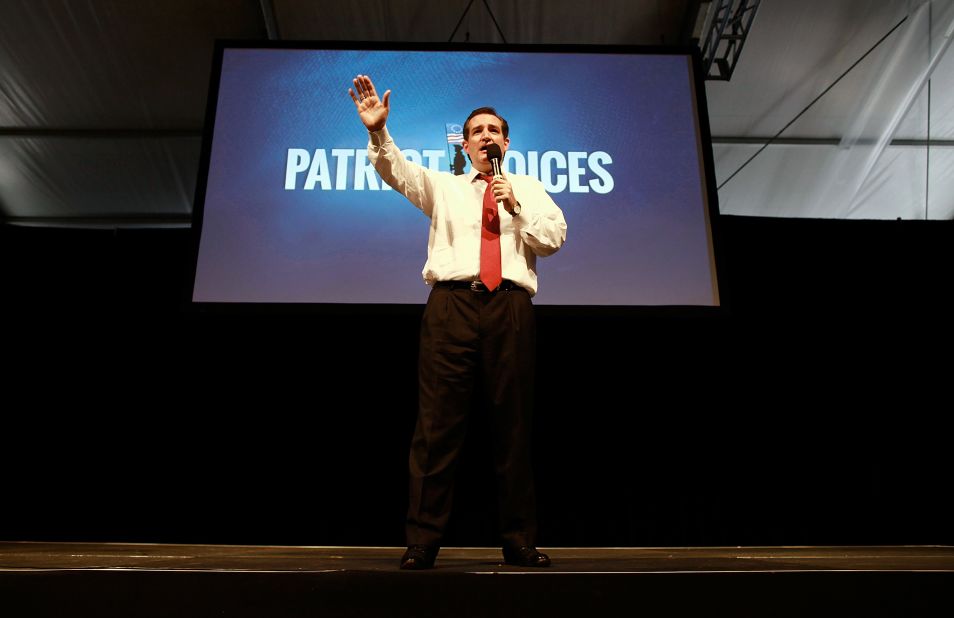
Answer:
[{"left": 479, "top": 174, "right": 502, "bottom": 291}]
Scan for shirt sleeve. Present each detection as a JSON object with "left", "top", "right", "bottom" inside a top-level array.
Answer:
[
  {"left": 367, "top": 127, "right": 438, "bottom": 218},
  {"left": 512, "top": 178, "right": 568, "bottom": 257}
]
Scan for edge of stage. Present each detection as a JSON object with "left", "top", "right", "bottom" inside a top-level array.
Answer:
[{"left": 2, "top": 543, "right": 953, "bottom": 617}]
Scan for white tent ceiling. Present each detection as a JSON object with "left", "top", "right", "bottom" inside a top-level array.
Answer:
[
  {"left": 709, "top": 0, "right": 954, "bottom": 219},
  {"left": 0, "top": 0, "right": 951, "bottom": 226}
]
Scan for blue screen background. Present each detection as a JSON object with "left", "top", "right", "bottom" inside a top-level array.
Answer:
[{"left": 194, "top": 49, "right": 717, "bottom": 305}]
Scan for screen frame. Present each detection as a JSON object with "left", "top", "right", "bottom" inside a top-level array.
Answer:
[{"left": 184, "top": 39, "right": 729, "bottom": 319}]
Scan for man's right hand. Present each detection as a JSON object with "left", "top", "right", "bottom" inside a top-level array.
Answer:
[{"left": 349, "top": 74, "right": 391, "bottom": 132}]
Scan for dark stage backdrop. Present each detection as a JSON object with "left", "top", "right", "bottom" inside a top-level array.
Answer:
[{"left": 3, "top": 216, "right": 952, "bottom": 546}]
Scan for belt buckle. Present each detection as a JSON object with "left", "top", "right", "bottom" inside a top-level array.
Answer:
[{"left": 470, "top": 280, "right": 483, "bottom": 292}]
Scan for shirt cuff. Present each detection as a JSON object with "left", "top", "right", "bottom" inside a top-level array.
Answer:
[{"left": 369, "top": 126, "right": 392, "bottom": 148}]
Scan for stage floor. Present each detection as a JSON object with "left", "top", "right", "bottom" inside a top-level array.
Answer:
[
  {"left": 2, "top": 542, "right": 954, "bottom": 573},
  {"left": 3, "top": 543, "right": 953, "bottom": 617}
]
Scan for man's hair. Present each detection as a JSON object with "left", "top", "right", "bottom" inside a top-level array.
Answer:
[{"left": 463, "top": 107, "right": 509, "bottom": 140}]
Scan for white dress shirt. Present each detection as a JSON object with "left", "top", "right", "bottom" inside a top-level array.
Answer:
[{"left": 368, "top": 127, "right": 567, "bottom": 296}]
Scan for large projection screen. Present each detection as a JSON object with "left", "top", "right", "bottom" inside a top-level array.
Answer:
[{"left": 191, "top": 43, "right": 721, "bottom": 307}]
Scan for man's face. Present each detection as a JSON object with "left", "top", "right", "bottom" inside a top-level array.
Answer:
[{"left": 463, "top": 113, "right": 510, "bottom": 173}]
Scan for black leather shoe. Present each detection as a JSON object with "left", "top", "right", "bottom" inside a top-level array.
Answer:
[
  {"left": 400, "top": 545, "right": 439, "bottom": 570},
  {"left": 502, "top": 545, "right": 551, "bottom": 567}
]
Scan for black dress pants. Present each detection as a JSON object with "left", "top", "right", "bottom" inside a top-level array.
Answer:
[{"left": 406, "top": 282, "right": 537, "bottom": 548}]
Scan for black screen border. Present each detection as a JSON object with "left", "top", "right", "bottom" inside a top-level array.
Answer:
[{"left": 183, "top": 40, "right": 729, "bottom": 319}]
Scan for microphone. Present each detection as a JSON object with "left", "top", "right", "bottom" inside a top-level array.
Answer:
[
  {"left": 485, "top": 144, "right": 504, "bottom": 208},
  {"left": 485, "top": 143, "right": 503, "bottom": 176}
]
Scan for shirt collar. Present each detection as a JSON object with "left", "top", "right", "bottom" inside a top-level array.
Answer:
[{"left": 469, "top": 168, "right": 492, "bottom": 183}]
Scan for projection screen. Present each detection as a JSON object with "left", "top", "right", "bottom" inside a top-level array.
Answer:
[{"left": 191, "top": 42, "right": 722, "bottom": 307}]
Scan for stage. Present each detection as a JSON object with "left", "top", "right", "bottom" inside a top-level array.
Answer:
[{"left": 2, "top": 543, "right": 952, "bottom": 617}]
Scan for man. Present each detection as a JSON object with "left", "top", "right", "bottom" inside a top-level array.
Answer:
[{"left": 349, "top": 74, "right": 567, "bottom": 570}]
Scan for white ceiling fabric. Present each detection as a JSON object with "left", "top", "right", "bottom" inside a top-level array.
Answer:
[
  {"left": 709, "top": 0, "right": 954, "bottom": 219},
  {"left": 0, "top": 0, "right": 951, "bottom": 225}
]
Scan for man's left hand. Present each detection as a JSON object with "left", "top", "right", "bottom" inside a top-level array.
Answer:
[{"left": 491, "top": 176, "right": 517, "bottom": 215}]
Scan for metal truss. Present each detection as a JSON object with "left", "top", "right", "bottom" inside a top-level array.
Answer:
[{"left": 698, "top": 0, "right": 761, "bottom": 81}]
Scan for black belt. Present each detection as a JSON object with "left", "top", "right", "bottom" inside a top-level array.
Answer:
[{"left": 436, "top": 279, "right": 520, "bottom": 293}]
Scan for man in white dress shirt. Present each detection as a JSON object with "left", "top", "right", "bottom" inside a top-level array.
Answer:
[{"left": 349, "top": 75, "right": 567, "bottom": 570}]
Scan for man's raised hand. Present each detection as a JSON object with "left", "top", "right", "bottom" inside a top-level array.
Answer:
[{"left": 349, "top": 74, "right": 391, "bottom": 132}]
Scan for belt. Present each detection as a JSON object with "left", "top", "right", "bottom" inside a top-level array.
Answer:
[{"left": 435, "top": 279, "right": 520, "bottom": 293}]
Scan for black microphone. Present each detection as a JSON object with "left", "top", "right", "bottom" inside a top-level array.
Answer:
[{"left": 485, "top": 144, "right": 504, "bottom": 208}]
